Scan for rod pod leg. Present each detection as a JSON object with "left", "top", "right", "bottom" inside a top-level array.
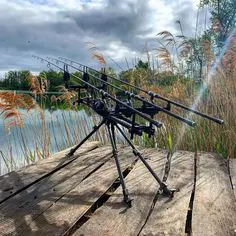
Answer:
[
  {"left": 67, "top": 119, "right": 106, "bottom": 157},
  {"left": 107, "top": 122, "right": 132, "bottom": 207},
  {"left": 114, "top": 123, "right": 177, "bottom": 198}
]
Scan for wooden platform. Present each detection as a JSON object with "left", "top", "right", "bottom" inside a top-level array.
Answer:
[{"left": 0, "top": 141, "right": 235, "bottom": 236}]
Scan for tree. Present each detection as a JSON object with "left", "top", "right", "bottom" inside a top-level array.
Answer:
[
  {"left": 135, "top": 60, "right": 149, "bottom": 70},
  {"left": 39, "top": 71, "right": 64, "bottom": 92},
  {"left": 200, "top": 0, "right": 236, "bottom": 47},
  {"left": 19, "top": 70, "right": 31, "bottom": 90},
  {"left": 0, "top": 70, "right": 31, "bottom": 90}
]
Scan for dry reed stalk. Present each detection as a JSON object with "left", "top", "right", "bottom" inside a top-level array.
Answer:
[{"left": 62, "top": 112, "right": 72, "bottom": 147}]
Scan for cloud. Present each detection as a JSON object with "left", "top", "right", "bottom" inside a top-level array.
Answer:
[
  {"left": 64, "top": 0, "right": 151, "bottom": 39},
  {"left": 171, "top": 0, "right": 198, "bottom": 36},
  {"left": 0, "top": 0, "right": 199, "bottom": 73}
]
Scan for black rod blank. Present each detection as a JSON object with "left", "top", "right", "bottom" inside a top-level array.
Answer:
[
  {"left": 50, "top": 57, "right": 196, "bottom": 127},
  {"left": 33, "top": 55, "right": 163, "bottom": 128},
  {"left": 59, "top": 57, "right": 224, "bottom": 125}
]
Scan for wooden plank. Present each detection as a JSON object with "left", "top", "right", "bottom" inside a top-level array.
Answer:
[
  {"left": 139, "top": 150, "right": 194, "bottom": 235},
  {"left": 73, "top": 148, "right": 169, "bottom": 236},
  {"left": 0, "top": 145, "right": 112, "bottom": 236},
  {"left": 0, "top": 141, "right": 99, "bottom": 203},
  {"left": 192, "top": 153, "right": 236, "bottom": 236},
  {"left": 229, "top": 158, "right": 236, "bottom": 197},
  {"left": 15, "top": 147, "right": 136, "bottom": 236}
]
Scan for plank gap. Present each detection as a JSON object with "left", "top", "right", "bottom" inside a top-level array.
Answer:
[
  {"left": 62, "top": 158, "right": 138, "bottom": 236},
  {"left": 185, "top": 151, "right": 197, "bottom": 235},
  {"left": 227, "top": 159, "right": 235, "bottom": 192},
  {"left": 0, "top": 144, "right": 99, "bottom": 205},
  {"left": 137, "top": 152, "right": 171, "bottom": 236},
  {"left": 137, "top": 191, "right": 160, "bottom": 236},
  {"left": 30, "top": 153, "right": 113, "bottom": 221}
]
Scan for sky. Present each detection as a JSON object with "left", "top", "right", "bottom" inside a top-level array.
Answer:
[{"left": 0, "top": 0, "right": 209, "bottom": 75}]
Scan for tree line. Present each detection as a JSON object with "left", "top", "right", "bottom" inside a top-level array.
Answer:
[
  {"left": 0, "top": 59, "right": 187, "bottom": 94},
  {"left": 0, "top": 0, "right": 235, "bottom": 92},
  {"left": 0, "top": 70, "right": 83, "bottom": 92}
]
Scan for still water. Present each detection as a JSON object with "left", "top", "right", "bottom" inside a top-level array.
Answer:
[{"left": 0, "top": 108, "right": 109, "bottom": 176}]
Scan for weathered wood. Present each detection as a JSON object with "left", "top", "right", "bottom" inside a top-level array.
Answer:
[
  {"left": 229, "top": 158, "right": 236, "bottom": 197},
  {"left": 139, "top": 151, "right": 194, "bottom": 236},
  {"left": 0, "top": 141, "right": 99, "bottom": 203},
  {"left": 16, "top": 147, "right": 136, "bottom": 236},
  {"left": 73, "top": 149, "right": 169, "bottom": 236},
  {"left": 0, "top": 145, "right": 111, "bottom": 235},
  {"left": 192, "top": 153, "right": 236, "bottom": 236},
  {"left": 0, "top": 145, "right": 234, "bottom": 236}
]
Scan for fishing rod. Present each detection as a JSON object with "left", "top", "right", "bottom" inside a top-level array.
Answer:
[
  {"left": 48, "top": 57, "right": 196, "bottom": 127},
  {"left": 59, "top": 56, "right": 147, "bottom": 93},
  {"left": 33, "top": 55, "right": 162, "bottom": 129},
  {"left": 33, "top": 55, "right": 179, "bottom": 206},
  {"left": 59, "top": 57, "right": 224, "bottom": 124}
]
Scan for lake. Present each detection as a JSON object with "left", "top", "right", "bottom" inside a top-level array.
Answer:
[
  {"left": 0, "top": 102, "right": 154, "bottom": 176},
  {"left": 0, "top": 108, "right": 111, "bottom": 175}
]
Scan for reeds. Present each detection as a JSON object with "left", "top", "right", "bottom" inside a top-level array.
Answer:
[
  {"left": 0, "top": 104, "right": 112, "bottom": 175},
  {"left": 1, "top": 31, "right": 235, "bottom": 175}
]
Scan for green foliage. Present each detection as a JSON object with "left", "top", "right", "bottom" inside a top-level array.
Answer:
[
  {"left": 167, "top": 133, "right": 173, "bottom": 153},
  {"left": 39, "top": 70, "right": 64, "bottom": 92},
  {"left": 200, "top": 0, "right": 236, "bottom": 46},
  {"left": 155, "top": 72, "right": 192, "bottom": 87},
  {"left": 141, "top": 133, "right": 156, "bottom": 148},
  {"left": 0, "top": 70, "right": 31, "bottom": 90},
  {"left": 155, "top": 72, "right": 180, "bottom": 86},
  {"left": 0, "top": 70, "right": 83, "bottom": 92},
  {"left": 119, "top": 68, "right": 149, "bottom": 90},
  {"left": 135, "top": 60, "right": 149, "bottom": 70},
  {"left": 70, "top": 71, "right": 82, "bottom": 85}
]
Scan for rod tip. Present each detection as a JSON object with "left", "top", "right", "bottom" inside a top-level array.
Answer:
[{"left": 218, "top": 119, "right": 224, "bottom": 125}]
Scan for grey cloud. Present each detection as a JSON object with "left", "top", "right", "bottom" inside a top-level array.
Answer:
[
  {"left": 65, "top": 0, "right": 151, "bottom": 38},
  {"left": 0, "top": 2, "right": 92, "bottom": 71},
  {"left": 171, "top": 0, "right": 197, "bottom": 37},
  {"left": 60, "top": 0, "right": 159, "bottom": 57},
  {"left": 62, "top": 0, "right": 155, "bottom": 50},
  {"left": 0, "top": 0, "right": 198, "bottom": 73}
]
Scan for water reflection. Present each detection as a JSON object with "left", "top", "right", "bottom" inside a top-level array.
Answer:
[{"left": 0, "top": 108, "right": 110, "bottom": 175}]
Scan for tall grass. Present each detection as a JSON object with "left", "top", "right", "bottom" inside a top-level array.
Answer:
[
  {"left": 138, "top": 33, "right": 236, "bottom": 159},
  {"left": 0, "top": 103, "right": 112, "bottom": 175},
  {"left": 0, "top": 61, "right": 234, "bottom": 176},
  {"left": 150, "top": 69, "right": 236, "bottom": 159},
  {"left": 1, "top": 31, "right": 235, "bottom": 175}
]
